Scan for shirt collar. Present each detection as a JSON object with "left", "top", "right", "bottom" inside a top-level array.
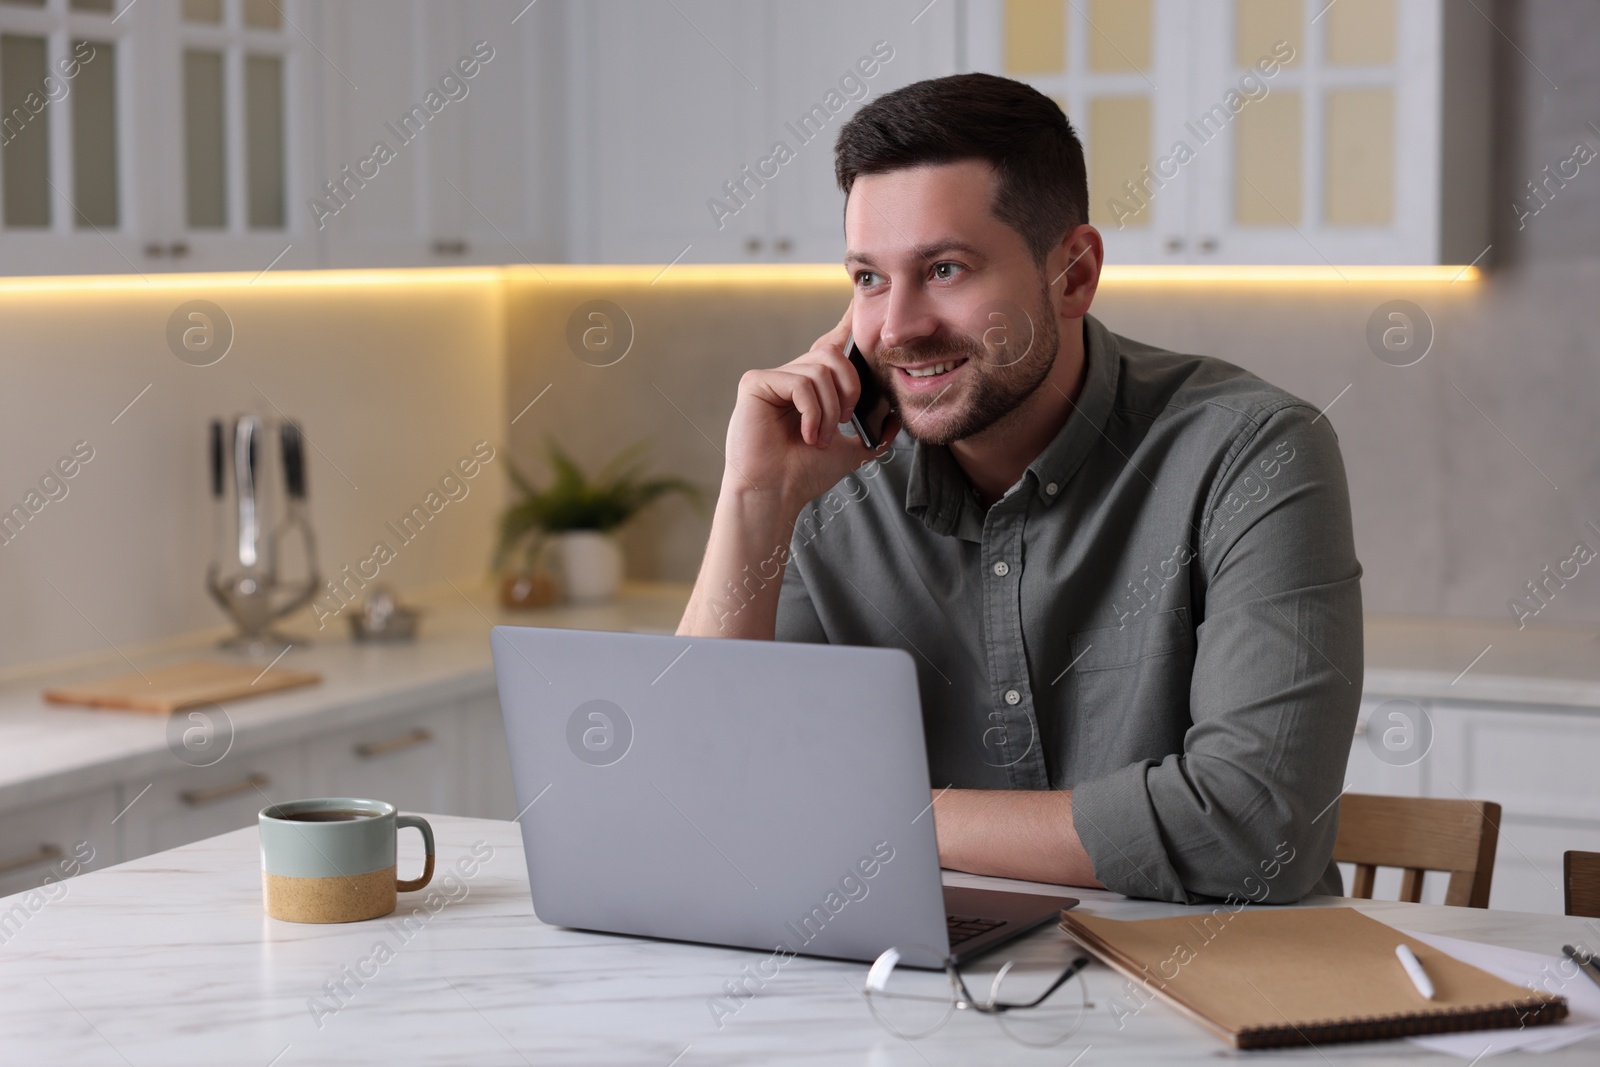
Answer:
[{"left": 904, "top": 314, "right": 1121, "bottom": 536}]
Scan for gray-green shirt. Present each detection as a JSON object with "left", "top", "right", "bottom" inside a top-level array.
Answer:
[{"left": 774, "top": 315, "right": 1362, "bottom": 903}]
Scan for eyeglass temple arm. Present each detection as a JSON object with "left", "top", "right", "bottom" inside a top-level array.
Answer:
[{"left": 988, "top": 955, "right": 1092, "bottom": 1012}]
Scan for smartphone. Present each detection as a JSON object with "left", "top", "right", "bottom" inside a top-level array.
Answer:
[{"left": 846, "top": 335, "right": 893, "bottom": 450}]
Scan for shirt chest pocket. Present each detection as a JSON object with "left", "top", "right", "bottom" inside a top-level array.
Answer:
[{"left": 1055, "top": 608, "right": 1196, "bottom": 777}]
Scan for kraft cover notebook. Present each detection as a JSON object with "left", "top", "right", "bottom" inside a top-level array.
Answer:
[{"left": 1059, "top": 907, "right": 1568, "bottom": 1049}]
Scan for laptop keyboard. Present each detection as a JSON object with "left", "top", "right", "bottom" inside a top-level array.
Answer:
[{"left": 947, "top": 914, "right": 1006, "bottom": 946}]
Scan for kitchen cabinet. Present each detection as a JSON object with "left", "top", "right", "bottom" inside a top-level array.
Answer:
[
  {"left": 314, "top": 0, "right": 559, "bottom": 269},
  {"left": 566, "top": 0, "right": 961, "bottom": 265},
  {"left": 0, "top": 785, "right": 117, "bottom": 901},
  {"left": 1346, "top": 695, "right": 1600, "bottom": 914},
  {"left": 964, "top": 0, "right": 1491, "bottom": 265},
  {"left": 0, "top": 0, "right": 320, "bottom": 276},
  {"left": 305, "top": 703, "right": 465, "bottom": 817},
  {"left": 0, "top": 0, "right": 556, "bottom": 276},
  {"left": 117, "top": 738, "right": 307, "bottom": 860}
]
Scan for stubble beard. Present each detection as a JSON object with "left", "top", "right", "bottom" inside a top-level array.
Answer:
[{"left": 875, "top": 281, "right": 1061, "bottom": 447}]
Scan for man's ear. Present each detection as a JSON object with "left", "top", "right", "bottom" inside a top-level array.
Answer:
[{"left": 1047, "top": 224, "right": 1103, "bottom": 320}]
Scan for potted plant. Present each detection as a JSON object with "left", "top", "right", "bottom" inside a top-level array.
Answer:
[{"left": 495, "top": 440, "right": 700, "bottom": 605}]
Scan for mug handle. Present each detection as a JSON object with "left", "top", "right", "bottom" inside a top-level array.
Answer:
[{"left": 395, "top": 814, "right": 435, "bottom": 893}]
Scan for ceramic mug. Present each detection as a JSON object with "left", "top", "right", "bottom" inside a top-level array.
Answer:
[{"left": 258, "top": 797, "right": 435, "bottom": 923}]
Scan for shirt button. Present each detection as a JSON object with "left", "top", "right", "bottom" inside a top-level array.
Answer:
[
  {"left": 992, "top": 561, "right": 1010, "bottom": 577},
  {"left": 1045, "top": 482, "right": 1059, "bottom": 496},
  {"left": 1004, "top": 689, "right": 1021, "bottom": 705}
]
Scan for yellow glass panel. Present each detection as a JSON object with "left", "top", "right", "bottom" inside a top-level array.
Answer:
[
  {"left": 1088, "top": 95, "right": 1152, "bottom": 229},
  {"left": 1326, "top": 0, "right": 1396, "bottom": 65},
  {"left": 1005, "top": 0, "right": 1066, "bottom": 74},
  {"left": 1235, "top": 0, "right": 1302, "bottom": 67},
  {"left": 243, "top": 0, "right": 282, "bottom": 29},
  {"left": 181, "top": 0, "right": 221, "bottom": 22},
  {"left": 1087, "top": 0, "right": 1152, "bottom": 72},
  {"left": 1234, "top": 89, "right": 1301, "bottom": 224},
  {"left": 1323, "top": 87, "right": 1393, "bottom": 225}
]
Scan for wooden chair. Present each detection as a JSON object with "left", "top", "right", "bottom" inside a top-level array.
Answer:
[
  {"left": 1565, "top": 851, "right": 1600, "bottom": 918},
  {"left": 1331, "top": 793, "right": 1501, "bottom": 908}
]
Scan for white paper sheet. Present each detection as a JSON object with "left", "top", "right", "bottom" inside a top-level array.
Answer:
[{"left": 1396, "top": 929, "right": 1600, "bottom": 1057}]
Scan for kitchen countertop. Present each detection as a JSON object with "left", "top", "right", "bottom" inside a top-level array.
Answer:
[
  {"left": 6, "top": 591, "right": 1600, "bottom": 815},
  {"left": 3, "top": 813, "right": 1596, "bottom": 1065},
  {"left": 0, "top": 581, "right": 691, "bottom": 813},
  {"left": 1364, "top": 614, "right": 1600, "bottom": 709}
]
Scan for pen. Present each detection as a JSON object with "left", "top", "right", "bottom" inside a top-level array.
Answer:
[
  {"left": 1562, "top": 945, "right": 1600, "bottom": 990},
  {"left": 1396, "top": 943, "right": 1435, "bottom": 1000}
]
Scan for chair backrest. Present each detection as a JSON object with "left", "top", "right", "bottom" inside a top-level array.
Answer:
[
  {"left": 1331, "top": 793, "right": 1500, "bottom": 908},
  {"left": 1565, "top": 851, "right": 1600, "bottom": 918}
]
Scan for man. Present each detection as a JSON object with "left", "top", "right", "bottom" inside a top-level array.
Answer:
[{"left": 677, "top": 74, "right": 1362, "bottom": 904}]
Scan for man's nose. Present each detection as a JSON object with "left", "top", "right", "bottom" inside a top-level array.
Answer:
[{"left": 879, "top": 282, "right": 939, "bottom": 351}]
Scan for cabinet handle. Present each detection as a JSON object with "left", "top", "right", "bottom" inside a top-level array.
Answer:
[
  {"left": 1198, "top": 236, "right": 1218, "bottom": 253},
  {"left": 169, "top": 241, "right": 190, "bottom": 258},
  {"left": 0, "top": 843, "right": 62, "bottom": 876},
  {"left": 744, "top": 237, "right": 762, "bottom": 255},
  {"left": 1164, "top": 237, "right": 1185, "bottom": 253},
  {"left": 180, "top": 773, "right": 270, "bottom": 807},
  {"left": 774, "top": 237, "right": 792, "bottom": 254},
  {"left": 355, "top": 727, "right": 434, "bottom": 759},
  {"left": 144, "top": 242, "right": 166, "bottom": 258},
  {"left": 432, "top": 239, "right": 468, "bottom": 256}
]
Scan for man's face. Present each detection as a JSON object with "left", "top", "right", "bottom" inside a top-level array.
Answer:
[{"left": 844, "top": 160, "right": 1060, "bottom": 446}]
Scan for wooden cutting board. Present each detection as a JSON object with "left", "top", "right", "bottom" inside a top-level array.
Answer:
[{"left": 43, "top": 660, "right": 322, "bottom": 714}]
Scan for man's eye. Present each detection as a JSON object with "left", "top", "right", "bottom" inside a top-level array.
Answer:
[
  {"left": 855, "top": 270, "right": 882, "bottom": 287},
  {"left": 932, "top": 262, "right": 962, "bottom": 281}
]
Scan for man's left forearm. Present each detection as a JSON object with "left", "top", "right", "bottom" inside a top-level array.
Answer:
[{"left": 931, "top": 789, "right": 1104, "bottom": 888}]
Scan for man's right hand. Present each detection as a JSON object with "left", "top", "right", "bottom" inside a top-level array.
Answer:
[
  {"left": 721, "top": 302, "right": 897, "bottom": 519},
  {"left": 678, "top": 302, "right": 898, "bottom": 640}
]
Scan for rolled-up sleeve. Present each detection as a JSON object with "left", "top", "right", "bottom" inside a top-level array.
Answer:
[{"left": 1071, "top": 405, "right": 1363, "bottom": 903}]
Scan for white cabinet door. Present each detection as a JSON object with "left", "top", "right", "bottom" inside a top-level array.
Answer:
[
  {"left": 305, "top": 705, "right": 464, "bottom": 817},
  {"left": 459, "top": 689, "right": 518, "bottom": 821},
  {"left": 118, "top": 740, "right": 306, "bottom": 861},
  {"left": 0, "top": 787, "right": 119, "bottom": 902},
  {"left": 572, "top": 0, "right": 767, "bottom": 264},
  {"left": 312, "top": 0, "right": 432, "bottom": 267},
  {"left": 416, "top": 0, "right": 559, "bottom": 267},
  {"left": 764, "top": 0, "right": 960, "bottom": 264}
]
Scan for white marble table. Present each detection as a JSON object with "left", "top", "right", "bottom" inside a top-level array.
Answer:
[{"left": 5, "top": 815, "right": 1600, "bottom": 1065}]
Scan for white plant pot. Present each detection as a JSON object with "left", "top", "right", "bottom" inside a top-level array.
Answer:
[{"left": 556, "top": 530, "right": 624, "bottom": 603}]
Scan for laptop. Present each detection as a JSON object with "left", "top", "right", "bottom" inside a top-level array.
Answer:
[{"left": 490, "top": 626, "right": 1073, "bottom": 968}]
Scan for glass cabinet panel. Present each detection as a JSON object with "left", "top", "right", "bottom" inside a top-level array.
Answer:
[
  {"left": 0, "top": 33, "right": 48, "bottom": 227},
  {"left": 71, "top": 38, "right": 117, "bottom": 227}
]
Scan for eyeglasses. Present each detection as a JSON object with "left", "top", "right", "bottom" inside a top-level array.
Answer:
[{"left": 862, "top": 945, "right": 1094, "bottom": 1048}]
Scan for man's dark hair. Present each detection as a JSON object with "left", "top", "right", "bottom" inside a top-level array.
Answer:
[{"left": 834, "top": 73, "right": 1088, "bottom": 265}]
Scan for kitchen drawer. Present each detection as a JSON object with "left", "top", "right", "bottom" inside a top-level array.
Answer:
[
  {"left": 117, "top": 742, "right": 307, "bottom": 862},
  {"left": 0, "top": 788, "right": 119, "bottom": 902},
  {"left": 306, "top": 706, "right": 463, "bottom": 817}
]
